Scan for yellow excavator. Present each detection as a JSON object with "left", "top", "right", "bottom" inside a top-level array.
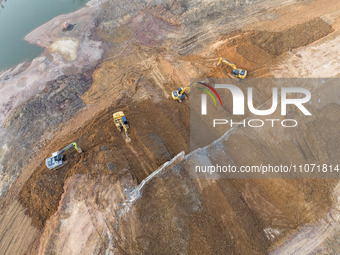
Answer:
[
  {"left": 45, "top": 142, "right": 82, "bottom": 170},
  {"left": 215, "top": 57, "right": 247, "bottom": 79},
  {"left": 113, "top": 111, "right": 131, "bottom": 143},
  {"left": 172, "top": 85, "right": 190, "bottom": 102}
]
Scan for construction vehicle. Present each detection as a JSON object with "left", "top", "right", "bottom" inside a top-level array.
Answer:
[
  {"left": 172, "top": 85, "right": 190, "bottom": 102},
  {"left": 215, "top": 57, "right": 247, "bottom": 79},
  {"left": 45, "top": 142, "right": 82, "bottom": 170},
  {"left": 113, "top": 111, "right": 131, "bottom": 143}
]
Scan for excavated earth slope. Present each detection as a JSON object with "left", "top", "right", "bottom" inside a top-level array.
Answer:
[{"left": 1, "top": 0, "right": 340, "bottom": 254}]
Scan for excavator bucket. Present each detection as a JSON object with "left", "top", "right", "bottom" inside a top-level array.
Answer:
[
  {"left": 125, "top": 136, "right": 131, "bottom": 143},
  {"left": 73, "top": 142, "right": 82, "bottom": 153}
]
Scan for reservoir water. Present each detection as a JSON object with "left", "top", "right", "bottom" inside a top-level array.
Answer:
[{"left": 0, "top": 0, "right": 88, "bottom": 71}]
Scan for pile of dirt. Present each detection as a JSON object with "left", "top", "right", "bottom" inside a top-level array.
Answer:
[
  {"left": 205, "top": 17, "right": 333, "bottom": 78},
  {"left": 18, "top": 97, "right": 190, "bottom": 229},
  {"left": 0, "top": 73, "right": 92, "bottom": 201},
  {"left": 249, "top": 17, "right": 333, "bottom": 56}
]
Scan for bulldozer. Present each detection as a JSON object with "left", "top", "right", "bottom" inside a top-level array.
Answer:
[
  {"left": 172, "top": 85, "right": 190, "bottom": 102},
  {"left": 215, "top": 57, "right": 247, "bottom": 79},
  {"left": 45, "top": 142, "right": 82, "bottom": 170},
  {"left": 113, "top": 111, "right": 131, "bottom": 143}
]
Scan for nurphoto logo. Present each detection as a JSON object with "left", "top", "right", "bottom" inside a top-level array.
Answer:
[{"left": 198, "top": 83, "right": 312, "bottom": 128}]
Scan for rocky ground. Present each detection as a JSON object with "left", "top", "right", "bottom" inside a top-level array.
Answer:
[{"left": 1, "top": 0, "right": 340, "bottom": 254}]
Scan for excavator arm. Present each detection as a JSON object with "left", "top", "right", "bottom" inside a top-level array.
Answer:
[
  {"left": 46, "top": 142, "right": 82, "bottom": 170},
  {"left": 58, "top": 142, "right": 82, "bottom": 156},
  {"left": 215, "top": 57, "right": 247, "bottom": 79},
  {"left": 122, "top": 124, "right": 131, "bottom": 143},
  {"left": 179, "top": 85, "right": 191, "bottom": 95},
  {"left": 216, "top": 58, "right": 237, "bottom": 70}
]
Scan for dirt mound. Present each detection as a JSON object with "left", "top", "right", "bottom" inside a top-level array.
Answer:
[
  {"left": 0, "top": 73, "right": 92, "bottom": 205},
  {"left": 249, "top": 17, "right": 333, "bottom": 56},
  {"left": 204, "top": 34, "right": 274, "bottom": 78},
  {"left": 18, "top": 97, "right": 190, "bottom": 229},
  {"left": 205, "top": 17, "right": 333, "bottom": 78}
]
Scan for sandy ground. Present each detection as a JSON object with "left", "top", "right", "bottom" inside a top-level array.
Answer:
[
  {"left": 268, "top": 18, "right": 340, "bottom": 254},
  {"left": 0, "top": 200, "right": 39, "bottom": 254},
  {"left": 272, "top": 33, "right": 340, "bottom": 78},
  {"left": 1, "top": 0, "right": 340, "bottom": 254}
]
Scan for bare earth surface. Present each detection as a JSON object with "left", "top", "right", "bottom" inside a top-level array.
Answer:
[{"left": 1, "top": 0, "right": 340, "bottom": 254}]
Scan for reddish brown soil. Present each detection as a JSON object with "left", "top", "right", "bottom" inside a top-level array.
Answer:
[
  {"left": 18, "top": 16, "right": 335, "bottom": 230},
  {"left": 19, "top": 98, "right": 190, "bottom": 229},
  {"left": 11, "top": 12, "right": 339, "bottom": 254}
]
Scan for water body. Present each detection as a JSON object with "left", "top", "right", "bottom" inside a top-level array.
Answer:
[{"left": 0, "top": 0, "right": 88, "bottom": 71}]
